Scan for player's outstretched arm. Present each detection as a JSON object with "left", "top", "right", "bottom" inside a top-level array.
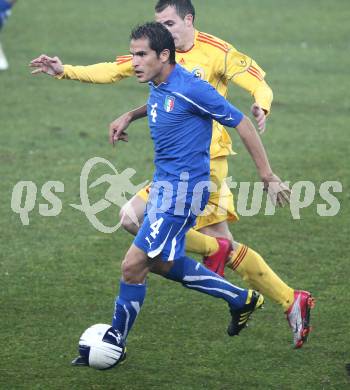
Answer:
[
  {"left": 109, "top": 105, "right": 147, "bottom": 146},
  {"left": 30, "top": 54, "right": 133, "bottom": 83},
  {"left": 30, "top": 54, "right": 64, "bottom": 76},
  {"left": 235, "top": 116, "right": 290, "bottom": 207}
]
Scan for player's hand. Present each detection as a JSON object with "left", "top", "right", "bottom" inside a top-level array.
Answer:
[
  {"left": 262, "top": 173, "right": 291, "bottom": 207},
  {"left": 29, "top": 55, "right": 64, "bottom": 76},
  {"left": 109, "top": 112, "right": 132, "bottom": 146},
  {"left": 251, "top": 103, "right": 266, "bottom": 134}
]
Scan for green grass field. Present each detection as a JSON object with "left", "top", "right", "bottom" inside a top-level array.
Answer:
[{"left": 1, "top": 0, "right": 349, "bottom": 388}]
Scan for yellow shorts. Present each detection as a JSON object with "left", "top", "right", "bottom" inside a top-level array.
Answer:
[{"left": 136, "top": 156, "right": 238, "bottom": 230}]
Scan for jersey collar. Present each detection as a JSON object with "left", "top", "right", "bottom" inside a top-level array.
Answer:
[{"left": 148, "top": 64, "right": 180, "bottom": 88}]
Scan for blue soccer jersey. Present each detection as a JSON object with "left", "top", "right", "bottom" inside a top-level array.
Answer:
[
  {"left": 134, "top": 64, "right": 244, "bottom": 261},
  {"left": 147, "top": 64, "right": 243, "bottom": 193}
]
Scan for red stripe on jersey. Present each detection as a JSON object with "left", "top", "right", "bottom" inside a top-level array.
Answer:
[
  {"left": 197, "top": 33, "right": 228, "bottom": 52},
  {"left": 247, "top": 67, "right": 263, "bottom": 81},
  {"left": 197, "top": 37, "right": 228, "bottom": 53},
  {"left": 116, "top": 58, "right": 132, "bottom": 65},
  {"left": 250, "top": 65, "right": 261, "bottom": 74},
  {"left": 198, "top": 32, "right": 227, "bottom": 45},
  {"left": 198, "top": 32, "right": 213, "bottom": 38},
  {"left": 250, "top": 66, "right": 263, "bottom": 78},
  {"left": 116, "top": 55, "right": 132, "bottom": 63},
  {"left": 198, "top": 32, "right": 227, "bottom": 46},
  {"left": 249, "top": 66, "right": 262, "bottom": 75},
  {"left": 247, "top": 67, "right": 260, "bottom": 77},
  {"left": 197, "top": 38, "right": 228, "bottom": 52},
  {"left": 117, "top": 57, "right": 132, "bottom": 62}
]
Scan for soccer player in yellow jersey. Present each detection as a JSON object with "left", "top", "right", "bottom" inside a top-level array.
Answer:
[{"left": 30, "top": 0, "right": 315, "bottom": 349}]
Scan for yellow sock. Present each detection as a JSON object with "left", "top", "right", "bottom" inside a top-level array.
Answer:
[
  {"left": 227, "top": 243, "right": 294, "bottom": 311},
  {"left": 185, "top": 229, "right": 219, "bottom": 256}
]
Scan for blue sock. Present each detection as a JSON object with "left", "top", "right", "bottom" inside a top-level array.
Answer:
[
  {"left": 166, "top": 256, "right": 248, "bottom": 309},
  {"left": 112, "top": 280, "right": 146, "bottom": 340}
]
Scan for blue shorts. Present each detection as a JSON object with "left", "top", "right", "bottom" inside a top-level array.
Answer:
[
  {"left": 134, "top": 210, "right": 196, "bottom": 261},
  {"left": 134, "top": 180, "right": 209, "bottom": 261}
]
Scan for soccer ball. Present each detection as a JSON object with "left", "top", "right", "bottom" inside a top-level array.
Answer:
[{"left": 78, "top": 323, "right": 125, "bottom": 370}]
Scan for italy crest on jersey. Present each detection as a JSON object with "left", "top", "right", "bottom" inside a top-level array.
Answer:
[{"left": 164, "top": 95, "right": 176, "bottom": 112}]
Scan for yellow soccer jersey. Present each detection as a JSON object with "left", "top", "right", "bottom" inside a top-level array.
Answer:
[{"left": 59, "top": 30, "right": 273, "bottom": 158}]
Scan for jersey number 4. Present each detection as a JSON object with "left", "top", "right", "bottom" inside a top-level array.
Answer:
[
  {"left": 150, "top": 217, "right": 164, "bottom": 239},
  {"left": 145, "top": 218, "right": 164, "bottom": 248},
  {"left": 151, "top": 103, "right": 158, "bottom": 123}
]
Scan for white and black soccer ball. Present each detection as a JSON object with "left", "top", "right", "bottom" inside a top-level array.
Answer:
[{"left": 78, "top": 324, "right": 125, "bottom": 370}]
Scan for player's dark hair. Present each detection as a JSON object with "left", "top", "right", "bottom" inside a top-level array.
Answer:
[
  {"left": 130, "top": 22, "right": 176, "bottom": 64},
  {"left": 155, "top": 0, "right": 195, "bottom": 21}
]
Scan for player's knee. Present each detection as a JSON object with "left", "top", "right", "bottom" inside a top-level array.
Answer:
[
  {"left": 121, "top": 258, "right": 134, "bottom": 282},
  {"left": 121, "top": 250, "right": 137, "bottom": 278},
  {"left": 121, "top": 249, "right": 147, "bottom": 284},
  {"left": 121, "top": 257, "right": 138, "bottom": 283}
]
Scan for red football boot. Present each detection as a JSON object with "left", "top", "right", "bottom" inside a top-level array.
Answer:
[
  {"left": 286, "top": 290, "right": 316, "bottom": 348},
  {"left": 202, "top": 237, "right": 232, "bottom": 277}
]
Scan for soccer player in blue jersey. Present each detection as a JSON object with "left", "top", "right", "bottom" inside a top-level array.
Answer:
[
  {"left": 69, "top": 21, "right": 294, "bottom": 366},
  {"left": 0, "top": 0, "right": 15, "bottom": 70},
  {"left": 30, "top": 1, "right": 315, "bottom": 350}
]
